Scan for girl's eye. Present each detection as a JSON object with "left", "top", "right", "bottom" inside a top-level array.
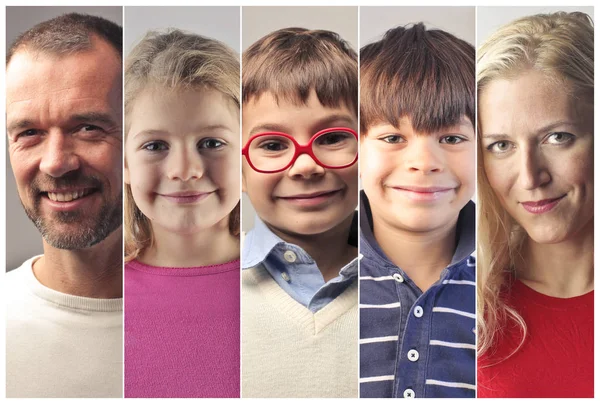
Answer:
[
  {"left": 380, "top": 135, "right": 405, "bottom": 144},
  {"left": 440, "top": 135, "right": 465, "bottom": 145},
  {"left": 487, "top": 140, "right": 513, "bottom": 154},
  {"left": 546, "top": 132, "right": 574, "bottom": 145},
  {"left": 199, "top": 138, "right": 225, "bottom": 149},
  {"left": 142, "top": 141, "right": 168, "bottom": 152}
]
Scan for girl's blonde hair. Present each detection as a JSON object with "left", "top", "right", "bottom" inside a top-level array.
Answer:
[
  {"left": 477, "top": 12, "right": 593, "bottom": 361},
  {"left": 124, "top": 30, "right": 240, "bottom": 262}
]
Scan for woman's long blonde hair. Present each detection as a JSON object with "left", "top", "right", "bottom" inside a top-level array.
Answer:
[
  {"left": 124, "top": 30, "right": 240, "bottom": 262},
  {"left": 477, "top": 12, "right": 593, "bottom": 361}
]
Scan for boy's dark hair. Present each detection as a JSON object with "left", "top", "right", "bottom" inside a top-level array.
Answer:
[
  {"left": 360, "top": 23, "right": 474, "bottom": 133},
  {"left": 7, "top": 12, "right": 122, "bottom": 64},
  {"left": 243, "top": 27, "right": 358, "bottom": 115}
]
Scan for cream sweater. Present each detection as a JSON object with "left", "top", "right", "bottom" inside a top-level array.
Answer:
[
  {"left": 5, "top": 256, "right": 123, "bottom": 398},
  {"left": 241, "top": 265, "right": 358, "bottom": 398}
]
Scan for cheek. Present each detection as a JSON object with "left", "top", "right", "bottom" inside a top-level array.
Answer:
[
  {"left": 210, "top": 154, "right": 241, "bottom": 194},
  {"left": 483, "top": 157, "right": 513, "bottom": 203},
  {"left": 360, "top": 146, "right": 393, "bottom": 187},
  {"left": 557, "top": 146, "right": 594, "bottom": 189},
  {"left": 451, "top": 151, "right": 476, "bottom": 195}
]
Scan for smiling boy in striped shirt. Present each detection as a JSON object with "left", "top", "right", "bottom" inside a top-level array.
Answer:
[{"left": 358, "top": 23, "right": 476, "bottom": 398}]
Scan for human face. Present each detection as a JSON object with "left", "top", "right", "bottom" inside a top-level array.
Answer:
[
  {"left": 361, "top": 117, "right": 475, "bottom": 233},
  {"left": 125, "top": 87, "right": 240, "bottom": 235},
  {"left": 242, "top": 91, "right": 358, "bottom": 237},
  {"left": 480, "top": 70, "right": 593, "bottom": 244},
  {"left": 6, "top": 40, "right": 123, "bottom": 250}
]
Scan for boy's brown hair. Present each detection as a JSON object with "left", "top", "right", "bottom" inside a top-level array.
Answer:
[
  {"left": 243, "top": 27, "right": 358, "bottom": 115},
  {"left": 360, "top": 23, "right": 475, "bottom": 134}
]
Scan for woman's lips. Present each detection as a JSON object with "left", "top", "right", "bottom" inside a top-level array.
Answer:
[
  {"left": 521, "top": 195, "right": 566, "bottom": 214},
  {"left": 391, "top": 186, "right": 455, "bottom": 202}
]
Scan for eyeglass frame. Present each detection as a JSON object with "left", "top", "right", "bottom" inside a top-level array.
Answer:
[{"left": 242, "top": 126, "right": 359, "bottom": 174}]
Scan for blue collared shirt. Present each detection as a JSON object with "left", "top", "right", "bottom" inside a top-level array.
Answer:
[
  {"left": 359, "top": 191, "right": 476, "bottom": 398},
  {"left": 242, "top": 214, "right": 358, "bottom": 313}
]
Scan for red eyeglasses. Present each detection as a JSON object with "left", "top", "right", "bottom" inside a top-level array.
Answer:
[{"left": 242, "top": 127, "right": 358, "bottom": 173}]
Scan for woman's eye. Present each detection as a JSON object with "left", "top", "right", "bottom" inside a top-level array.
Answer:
[
  {"left": 546, "top": 132, "right": 574, "bottom": 145},
  {"left": 142, "top": 141, "right": 167, "bottom": 152},
  {"left": 487, "top": 140, "right": 513, "bottom": 153},
  {"left": 199, "top": 138, "right": 225, "bottom": 149},
  {"left": 380, "top": 135, "right": 405, "bottom": 144},
  {"left": 440, "top": 135, "right": 465, "bottom": 145}
]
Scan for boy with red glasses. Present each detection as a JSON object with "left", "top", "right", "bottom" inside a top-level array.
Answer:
[
  {"left": 359, "top": 24, "right": 476, "bottom": 398},
  {"left": 241, "top": 28, "right": 359, "bottom": 398}
]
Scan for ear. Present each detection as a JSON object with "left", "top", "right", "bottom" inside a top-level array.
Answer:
[{"left": 124, "top": 164, "right": 130, "bottom": 185}]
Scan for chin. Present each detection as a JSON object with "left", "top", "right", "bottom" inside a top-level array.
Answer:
[{"left": 523, "top": 225, "right": 570, "bottom": 245}]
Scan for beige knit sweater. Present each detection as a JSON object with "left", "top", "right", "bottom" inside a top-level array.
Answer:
[{"left": 241, "top": 264, "right": 358, "bottom": 398}]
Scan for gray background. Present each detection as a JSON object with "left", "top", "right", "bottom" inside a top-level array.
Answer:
[
  {"left": 125, "top": 6, "right": 240, "bottom": 54},
  {"left": 5, "top": 6, "right": 123, "bottom": 271},
  {"left": 361, "top": 6, "right": 475, "bottom": 47},
  {"left": 477, "top": 6, "right": 594, "bottom": 47},
  {"left": 241, "top": 6, "right": 359, "bottom": 232}
]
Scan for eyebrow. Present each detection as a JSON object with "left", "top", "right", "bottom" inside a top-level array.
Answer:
[
  {"left": 482, "top": 120, "right": 578, "bottom": 140},
  {"left": 132, "top": 124, "right": 236, "bottom": 140},
  {"left": 7, "top": 112, "right": 118, "bottom": 134},
  {"left": 248, "top": 113, "right": 356, "bottom": 137}
]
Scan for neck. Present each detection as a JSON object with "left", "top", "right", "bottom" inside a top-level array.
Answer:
[
  {"left": 269, "top": 213, "right": 357, "bottom": 282},
  {"left": 519, "top": 220, "right": 594, "bottom": 298},
  {"left": 140, "top": 219, "right": 240, "bottom": 268},
  {"left": 34, "top": 228, "right": 123, "bottom": 299},
  {"left": 372, "top": 215, "right": 457, "bottom": 292}
]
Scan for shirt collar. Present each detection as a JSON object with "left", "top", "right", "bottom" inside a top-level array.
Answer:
[
  {"left": 360, "top": 190, "right": 475, "bottom": 269},
  {"left": 242, "top": 212, "right": 360, "bottom": 272}
]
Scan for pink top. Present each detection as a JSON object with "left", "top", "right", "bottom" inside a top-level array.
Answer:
[{"left": 124, "top": 259, "right": 240, "bottom": 398}]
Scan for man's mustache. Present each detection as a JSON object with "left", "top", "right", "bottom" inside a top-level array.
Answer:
[{"left": 29, "top": 172, "right": 104, "bottom": 195}]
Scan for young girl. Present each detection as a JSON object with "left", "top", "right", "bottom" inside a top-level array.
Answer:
[
  {"left": 477, "top": 12, "right": 593, "bottom": 398},
  {"left": 123, "top": 30, "right": 240, "bottom": 398}
]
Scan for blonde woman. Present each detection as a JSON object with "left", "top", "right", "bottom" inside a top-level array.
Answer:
[
  {"left": 123, "top": 30, "right": 240, "bottom": 397},
  {"left": 476, "top": 12, "right": 593, "bottom": 398}
]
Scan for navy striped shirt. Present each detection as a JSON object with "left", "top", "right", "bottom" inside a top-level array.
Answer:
[{"left": 359, "top": 192, "right": 476, "bottom": 398}]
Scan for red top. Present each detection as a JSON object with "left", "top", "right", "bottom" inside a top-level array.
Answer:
[{"left": 478, "top": 280, "right": 593, "bottom": 398}]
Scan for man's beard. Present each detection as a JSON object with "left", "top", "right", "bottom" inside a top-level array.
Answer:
[{"left": 22, "top": 173, "right": 123, "bottom": 250}]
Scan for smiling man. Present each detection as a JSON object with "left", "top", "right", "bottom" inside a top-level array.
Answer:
[{"left": 5, "top": 13, "right": 123, "bottom": 398}]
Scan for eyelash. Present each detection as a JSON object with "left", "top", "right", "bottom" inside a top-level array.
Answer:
[
  {"left": 140, "top": 138, "right": 227, "bottom": 152},
  {"left": 379, "top": 135, "right": 467, "bottom": 144},
  {"left": 486, "top": 132, "right": 575, "bottom": 154}
]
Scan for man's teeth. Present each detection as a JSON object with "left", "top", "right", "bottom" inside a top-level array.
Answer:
[{"left": 47, "top": 190, "right": 88, "bottom": 202}]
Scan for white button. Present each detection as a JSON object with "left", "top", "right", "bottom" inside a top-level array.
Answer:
[
  {"left": 393, "top": 273, "right": 404, "bottom": 282},
  {"left": 414, "top": 306, "right": 423, "bottom": 318},
  {"left": 281, "top": 272, "right": 291, "bottom": 282},
  {"left": 407, "top": 349, "right": 419, "bottom": 362},
  {"left": 283, "top": 250, "right": 297, "bottom": 263},
  {"left": 403, "top": 388, "right": 415, "bottom": 398}
]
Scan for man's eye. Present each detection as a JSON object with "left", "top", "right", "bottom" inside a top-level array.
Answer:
[
  {"left": 199, "top": 138, "right": 225, "bottom": 149},
  {"left": 440, "top": 135, "right": 465, "bottom": 145},
  {"left": 380, "top": 135, "right": 405, "bottom": 144},
  {"left": 19, "top": 129, "right": 40, "bottom": 138},
  {"left": 487, "top": 140, "right": 513, "bottom": 153},
  {"left": 82, "top": 124, "right": 102, "bottom": 132},
  {"left": 546, "top": 132, "right": 574, "bottom": 145},
  {"left": 142, "top": 141, "right": 168, "bottom": 152}
]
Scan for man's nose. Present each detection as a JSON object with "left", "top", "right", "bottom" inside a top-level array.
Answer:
[{"left": 39, "top": 132, "right": 81, "bottom": 178}]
